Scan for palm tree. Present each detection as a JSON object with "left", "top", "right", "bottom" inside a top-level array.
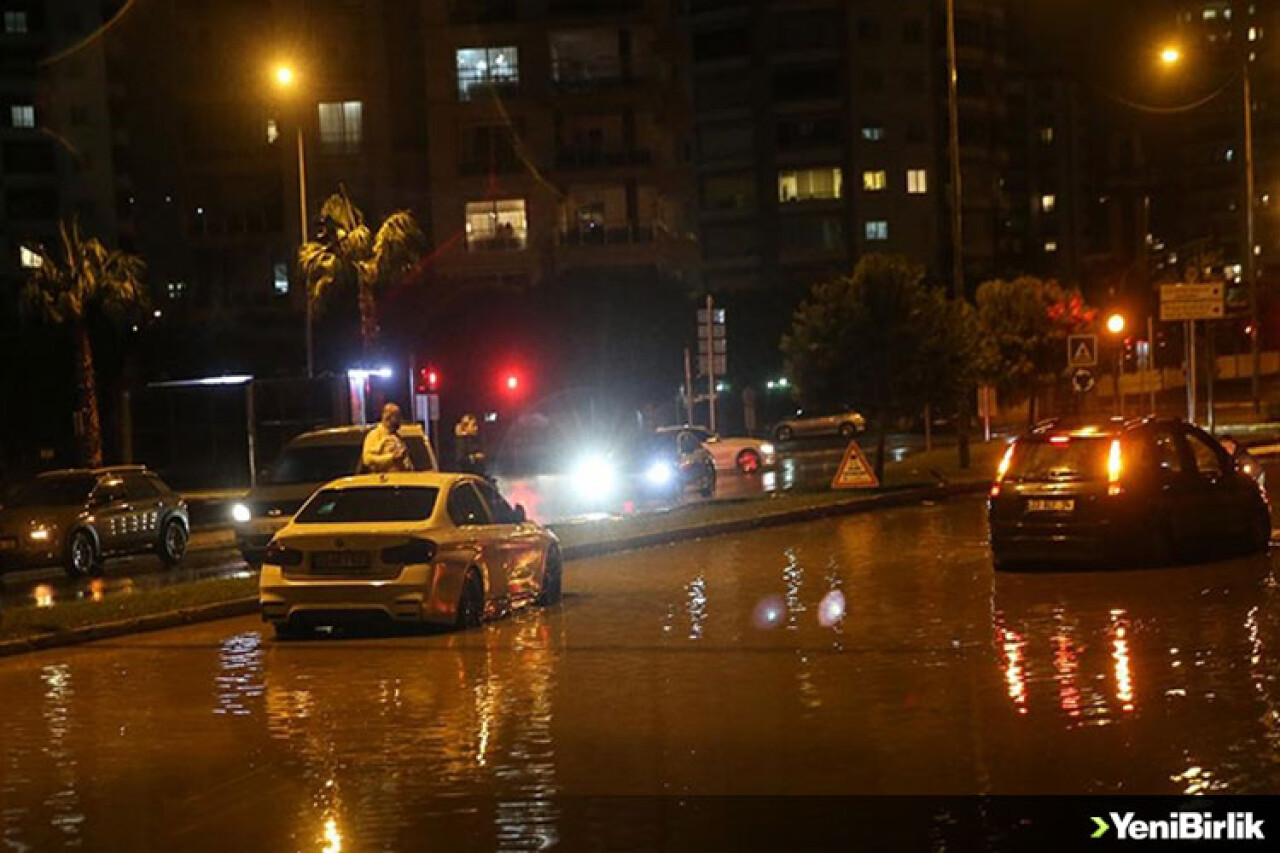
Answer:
[
  {"left": 298, "top": 187, "right": 426, "bottom": 357},
  {"left": 22, "top": 221, "right": 146, "bottom": 467}
]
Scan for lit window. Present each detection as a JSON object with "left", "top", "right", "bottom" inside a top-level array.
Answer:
[
  {"left": 907, "top": 168, "right": 928, "bottom": 194},
  {"left": 465, "top": 199, "right": 527, "bottom": 251},
  {"left": 266, "top": 119, "right": 279, "bottom": 144},
  {"left": 1203, "top": 7, "right": 1218, "bottom": 19},
  {"left": 273, "top": 263, "right": 289, "bottom": 295},
  {"left": 861, "top": 125, "right": 885, "bottom": 141},
  {"left": 4, "top": 10, "right": 27, "bottom": 33},
  {"left": 1224, "top": 147, "right": 1235, "bottom": 163},
  {"left": 456, "top": 46, "right": 520, "bottom": 101},
  {"left": 167, "top": 281, "right": 187, "bottom": 299},
  {"left": 20, "top": 246, "right": 42, "bottom": 269},
  {"left": 1038, "top": 125, "right": 1054, "bottom": 145},
  {"left": 1040, "top": 193, "right": 1056, "bottom": 213},
  {"left": 865, "top": 220, "right": 888, "bottom": 241},
  {"left": 1044, "top": 239, "right": 1058, "bottom": 253},
  {"left": 778, "top": 167, "right": 843, "bottom": 202},
  {"left": 317, "top": 101, "right": 362, "bottom": 152},
  {"left": 862, "top": 170, "right": 886, "bottom": 192},
  {"left": 1248, "top": 26, "right": 1260, "bottom": 41},
  {"left": 11, "top": 104, "right": 35, "bottom": 128}
]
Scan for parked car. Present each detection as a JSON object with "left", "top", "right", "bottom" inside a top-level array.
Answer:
[
  {"left": 657, "top": 425, "right": 775, "bottom": 475},
  {"left": 233, "top": 424, "right": 438, "bottom": 566},
  {"left": 773, "top": 407, "right": 867, "bottom": 442},
  {"left": 0, "top": 466, "right": 189, "bottom": 577},
  {"left": 259, "top": 472, "right": 560, "bottom": 638},
  {"left": 989, "top": 417, "right": 1270, "bottom": 570}
]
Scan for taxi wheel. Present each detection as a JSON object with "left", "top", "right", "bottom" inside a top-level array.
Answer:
[
  {"left": 537, "top": 549, "right": 563, "bottom": 606},
  {"left": 64, "top": 530, "right": 97, "bottom": 579},
  {"left": 157, "top": 519, "right": 188, "bottom": 566},
  {"left": 456, "top": 571, "right": 485, "bottom": 631},
  {"left": 736, "top": 449, "right": 762, "bottom": 475}
]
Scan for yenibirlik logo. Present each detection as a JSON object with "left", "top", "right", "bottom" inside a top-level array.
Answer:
[{"left": 1091, "top": 812, "right": 1266, "bottom": 842}]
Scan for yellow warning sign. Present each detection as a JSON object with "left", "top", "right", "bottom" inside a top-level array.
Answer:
[{"left": 832, "top": 441, "right": 879, "bottom": 489}]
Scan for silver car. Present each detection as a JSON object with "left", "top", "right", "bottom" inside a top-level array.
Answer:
[{"left": 773, "top": 407, "right": 867, "bottom": 442}]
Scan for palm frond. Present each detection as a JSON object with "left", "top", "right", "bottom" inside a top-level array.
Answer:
[{"left": 372, "top": 211, "right": 426, "bottom": 282}]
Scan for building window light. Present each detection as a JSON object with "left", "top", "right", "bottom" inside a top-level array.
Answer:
[
  {"left": 907, "top": 169, "right": 928, "bottom": 194},
  {"left": 1040, "top": 194, "right": 1056, "bottom": 213},
  {"left": 862, "top": 170, "right": 887, "bottom": 192}
]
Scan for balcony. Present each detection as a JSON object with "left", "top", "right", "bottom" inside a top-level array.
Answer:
[
  {"left": 559, "top": 222, "right": 655, "bottom": 246},
  {"left": 549, "top": 58, "right": 655, "bottom": 93},
  {"left": 553, "top": 148, "right": 653, "bottom": 170}
]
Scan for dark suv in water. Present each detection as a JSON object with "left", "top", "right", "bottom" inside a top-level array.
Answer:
[{"left": 988, "top": 418, "right": 1270, "bottom": 569}]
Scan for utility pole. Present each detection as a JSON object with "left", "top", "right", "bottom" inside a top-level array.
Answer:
[
  {"left": 1242, "top": 57, "right": 1260, "bottom": 413},
  {"left": 946, "top": 0, "right": 970, "bottom": 469},
  {"left": 297, "top": 124, "right": 313, "bottom": 379}
]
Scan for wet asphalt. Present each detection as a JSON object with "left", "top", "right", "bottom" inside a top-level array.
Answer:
[{"left": 0, "top": 491, "right": 1277, "bottom": 849}]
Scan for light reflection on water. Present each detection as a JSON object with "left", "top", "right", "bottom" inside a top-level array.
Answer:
[{"left": 1, "top": 499, "right": 1279, "bottom": 848}]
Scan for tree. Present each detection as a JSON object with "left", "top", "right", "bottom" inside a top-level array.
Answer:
[
  {"left": 298, "top": 187, "right": 426, "bottom": 357},
  {"left": 975, "top": 276, "right": 1096, "bottom": 424},
  {"left": 22, "top": 221, "right": 146, "bottom": 467},
  {"left": 781, "top": 254, "right": 975, "bottom": 481}
]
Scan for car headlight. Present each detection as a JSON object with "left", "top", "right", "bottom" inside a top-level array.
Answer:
[
  {"left": 759, "top": 442, "right": 775, "bottom": 457},
  {"left": 28, "top": 526, "right": 52, "bottom": 542},
  {"left": 571, "top": 454, "right": 615, "bottom": 500},
  {"left": 645, "top": 460, "right": 674, "bottom": 486},
  {"left": 231, "top": 503, "right": 252, "bottom": 523}
]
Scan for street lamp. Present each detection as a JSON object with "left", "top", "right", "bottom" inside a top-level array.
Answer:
[
  {"left": 273, "top": 63, "right": 312, "bottom": 378},
  {"left": 1158, "top": 43, "right": 1259, "bottom": 413},
  {"left": 1107, "top": 313, "right": 1126, "bottom": 416}
]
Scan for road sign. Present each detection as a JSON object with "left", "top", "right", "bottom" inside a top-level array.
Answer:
[
  {"left": 1071, "top": 367, "right": 1096, "bottom": 394},
  {"left": 698, "top": 355, "right": 727, "bottom": 375},
  {"left": 1067, "top": 334, "right": 1097, "bottom": 367},
  {"left": 831, "top": 442, "right": 879, "bottom": 490},
  {"left": 697, "top": 307, "right": 726, "bottom": 325},
  {"left": 697, "top": 337, "right": 728, "bottom": 355},
  {"left": 1160, "top": 283, "right": 1225, "bottom": 321}
]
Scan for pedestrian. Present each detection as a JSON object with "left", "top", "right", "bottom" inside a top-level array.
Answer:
[{"left": 362, "top": 403, "right": 413, "bottom": 473}]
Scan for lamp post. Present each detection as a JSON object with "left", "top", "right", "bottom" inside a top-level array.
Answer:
[
  {"left": 274, "top": 64, "right": 313, "bottom": 378},
  {"left": 1107, "top": 313, "right": 1127, "bottom": 417},
  {"left": 1160, "top": 43, "right": 1259, "bottom": 414}
]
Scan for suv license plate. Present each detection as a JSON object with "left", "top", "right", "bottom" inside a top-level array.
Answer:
[
  {"left": 312, "top": 551, "right": 371, "bottom": 572},
  {"left": 1027, "top": 499, "right": 1074, "bottom": 513}
]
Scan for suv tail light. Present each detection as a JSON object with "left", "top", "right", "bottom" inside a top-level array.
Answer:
[
  {"left": 263, "top": 541, "right": 304, "bottom": 567},
  {"left": 1107, "top": 438, "right": 1124, "bottom": 496},
  {"left": 380, "top": 538, "right": 438, "bottom": 565},
  {"left": 991, "top": 443, "right": 1016, "bottom": 497}
]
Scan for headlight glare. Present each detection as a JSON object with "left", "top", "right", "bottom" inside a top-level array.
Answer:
[
  {"left": 572, "top": 454, "right": 615, "bottom": 500},
  {"left": 645, "top": 460, "right": 674, "bottom": 485},
  {"left": 231, "top": 503, "right": 252, "bottom": 523}
]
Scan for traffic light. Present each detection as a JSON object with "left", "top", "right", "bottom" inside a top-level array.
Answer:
[{"left": 415, "top": 366, "right": 440, "bottom": 395}]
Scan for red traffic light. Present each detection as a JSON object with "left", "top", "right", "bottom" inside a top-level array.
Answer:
[
  {"left": 415, "top": 366, "right": 440, "bottom": 394},
  {"left": 506, "top": 374, "right": 518, "bottom": 391}
]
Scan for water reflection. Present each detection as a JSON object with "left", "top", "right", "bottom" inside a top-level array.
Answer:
[
  {"left": 214, "top": 631, "right": 264, "bottom": 717},
  {"left": 41, "top": 664, "right": 82, "bottom": 846},
  {"left": 1109, "top": 612, "right": 1135, "bottom": 714},
  {"left": 259, "top": 609, "right": 561, "bottom": 849},
  {"left": 685, "top": 574, "right": 707, "bottom": 640}
]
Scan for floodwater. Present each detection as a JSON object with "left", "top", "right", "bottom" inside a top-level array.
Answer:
[{"left": 1, "top": 496, "right": 1277, "bottom": 849}]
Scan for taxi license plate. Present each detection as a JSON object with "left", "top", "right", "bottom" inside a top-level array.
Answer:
[
  {"left": 1026, "top": 499, "right": 1074, "bottom": 513},
  {"left": 312, "top": 551, "right": 371, "bottom": 572},
  {"left": 0, "top": 538, "right": 16, "bottom": 551}
]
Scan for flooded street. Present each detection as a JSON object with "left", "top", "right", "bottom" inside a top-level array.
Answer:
[{"left": 1, "top": 495, "right": 1278, "bottom": 849}]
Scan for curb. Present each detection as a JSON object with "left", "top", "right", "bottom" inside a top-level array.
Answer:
[
  {"left": 0, "top": 597, "right": 258, "bottom": 659},
  {"left": 0, "top": 480, "right": 989, "bottom": 658},
  {"left": 559, "top": 481, "right": 988, "bottom": 560}
]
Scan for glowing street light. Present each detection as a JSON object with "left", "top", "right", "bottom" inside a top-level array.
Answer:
[
  {"left": 1159, "top": 45, "right": 1182, "bottom": 66},
  {"left": 271, "top": 62, "right": 312, "bottom": 377},
  {"left": 1106, "top": 313, "right": 1126, "bottom": 335},
  {"left": 1106, "top": 314, "right": 1127, "bottom": 416}
]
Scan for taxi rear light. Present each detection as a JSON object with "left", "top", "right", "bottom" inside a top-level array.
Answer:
[
  {"left": 1107, "top": 438, "right": 1124, "bottom": 495},
  {"left": 992, "top": 443, "right": 1016, "bottom": 496},
  {"left": 380, "top": 538, "right": 438, "bottom": 565},
  {"left": 1049, "top": 435, "right": 1071, "bottom": 445},
  {"left": 263, "top": 541, "right": 303, "bottom": 567}
]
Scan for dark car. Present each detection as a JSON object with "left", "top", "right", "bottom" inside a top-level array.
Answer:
[
  {"left": 634, "top": 429, "right": 717, "bottom": 500},
  {"left": 0, "top": 466, "right": 190, "bottom": 577},
  {"left": 988, "top": 418, "right": 1270, "bottom": 569}
]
